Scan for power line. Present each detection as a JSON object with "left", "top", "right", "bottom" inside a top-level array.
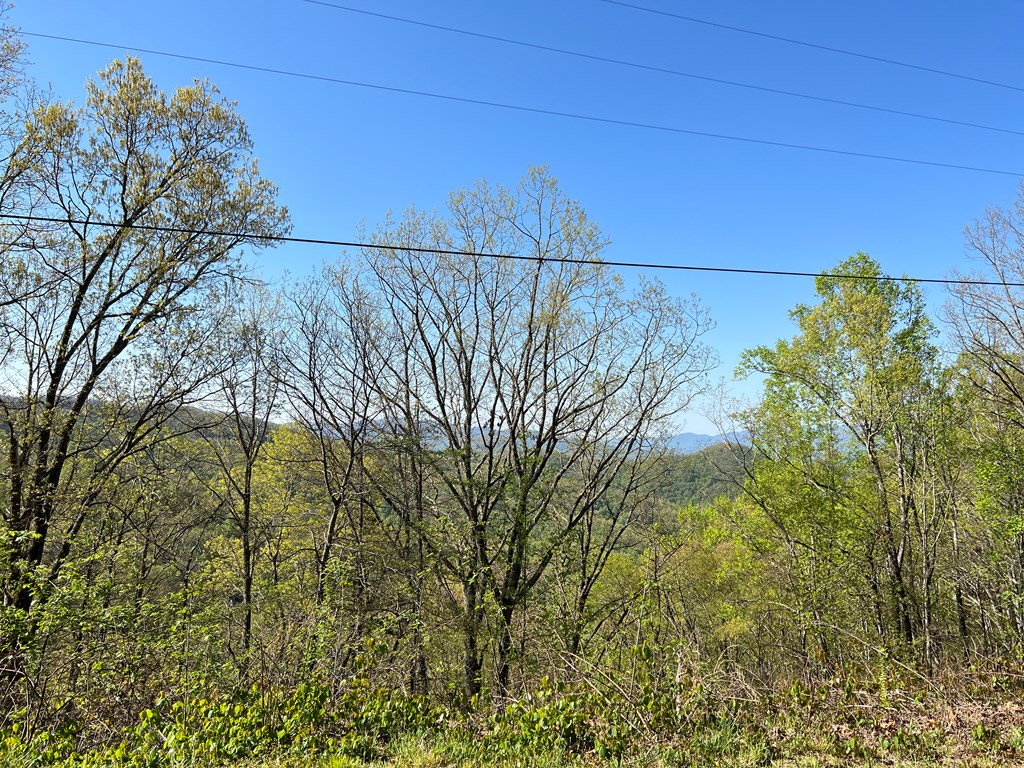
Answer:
[
  {"left": 601, "top": 0, "right": 1024, "bottom": 94},
  {"left": 298, "top": 0, "right": 1024, "bottom": 139},
  {"left": 3, "top": 213, "right": 1020, "bottom": 288},
  {"left": 21, "top": 30, "right": 1024, "bottom": 178}
]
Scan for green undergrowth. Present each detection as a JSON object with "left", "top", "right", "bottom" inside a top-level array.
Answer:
[{"left": 3, "top": 676, "right": 1023, "bottom": 768}]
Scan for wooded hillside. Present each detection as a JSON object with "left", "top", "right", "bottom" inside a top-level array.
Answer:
[{"left": 2, "top": 28, "right": 1024, "bottom": 768}]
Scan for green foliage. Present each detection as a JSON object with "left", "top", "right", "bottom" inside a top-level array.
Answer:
[
  {"left": 656, "top": 443, "right": 745, "bottom": 508},
  {"left": 3, "top": 13, "right": 1024, "bottom": 766},
  {"left": 0, "top": 681, "right": 449, "bottom": 767},
  {"left": 4, "top": 674, "right": 1023, "bottom": 767},
  {"left": 486, "top": 686, "right": 596, "bottom": 758}
]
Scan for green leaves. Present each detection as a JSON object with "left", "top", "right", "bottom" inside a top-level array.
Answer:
[{"left": 735, "top": 253, "right": 954, "bottom": 663}]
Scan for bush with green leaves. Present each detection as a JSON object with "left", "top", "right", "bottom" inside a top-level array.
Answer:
[{"left": 0, "top": 680, "right": 451, "bottom": 768}]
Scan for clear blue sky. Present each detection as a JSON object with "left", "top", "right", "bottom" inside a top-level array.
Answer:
[{"left": 13, "top": 1, "right": 1024, "bottom": 432}]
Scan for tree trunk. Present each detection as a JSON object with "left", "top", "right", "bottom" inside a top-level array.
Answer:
[
  {"left": 462, "top": 576, "right": 485, "bottom": 703},
  {"left": 495, "top": 601, "right": 516, "bottom": 699}
]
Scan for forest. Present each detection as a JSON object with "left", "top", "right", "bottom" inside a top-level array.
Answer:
[{"left": 3, "top": 22, "right": 1024, "bottom": 768}]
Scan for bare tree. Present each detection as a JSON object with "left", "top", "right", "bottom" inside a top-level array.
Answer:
[
  {"left": 202, "top": 283, "right": 285, "bottom": 668},
  {"left": 947, "top": 182, "right": 1024, "bottom": 656},
  {"left": 276, "top": 267, "right": 391, "bottom": 683},
  {"left": 346, "top": 167, "right": 714, "bottom": 699},
  {"left": 949, "top": 184, "right": 1024, "bottom": 426}
]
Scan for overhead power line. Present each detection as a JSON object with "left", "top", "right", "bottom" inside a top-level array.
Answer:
[
  {"left": 299, "top": 0, "right": 1024, "bottom": 139},
  {"left": 3, "top": 213, "right": 1020, "bottom": 288},
  {"left": 22, "top": 31, "right": 1024, "bottom": 178},
  {"left": 601, "top": 0, "right": 1024, "bottom": 94}
]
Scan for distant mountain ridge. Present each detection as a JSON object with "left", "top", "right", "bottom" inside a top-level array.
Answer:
[{"left": 667, "top": 431, "right": 749, "bottom": 454}]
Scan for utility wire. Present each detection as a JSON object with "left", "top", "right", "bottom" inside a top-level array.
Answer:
[
  {"left": 601, "top": 0, "right": 1024, "bottom": 95},
  {"left": 21, "top": 31, "right": 1024, "bottom": 178},
  {"left": 299, "top": 0, "right": 1024, "bottom": 139},
  {"left": 3, "top": 213, "right": 1019, "bottom": 288}
]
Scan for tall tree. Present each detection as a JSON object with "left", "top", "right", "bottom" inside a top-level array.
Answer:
[
  {"left": 0, "top": 57, "right": 289, "bottom": 625},
  {"left": 947, "top": 182, "right": 1024, "bottom": 656},
  {"left": 737, "top": 254, "right": 944, "bottom": 665},
  {"left": 349, "top": 167, "right": 714, "bottom": 698},
  {"left": 203, "top": 283, "right": 284, "bottom": 667}
]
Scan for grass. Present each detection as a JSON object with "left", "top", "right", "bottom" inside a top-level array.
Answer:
[{"left": 222, "top": 731, "right": 1021, "bottom": 768}]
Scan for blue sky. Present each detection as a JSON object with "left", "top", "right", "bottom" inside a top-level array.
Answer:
[{"left": 13, "top": 1, "right": 1024, "bottom": 432}]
